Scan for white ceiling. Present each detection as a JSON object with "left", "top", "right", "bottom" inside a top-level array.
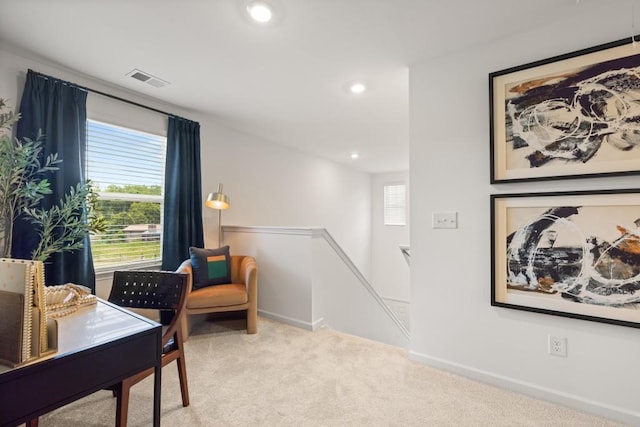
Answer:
[{"left": 0, "top": 0, "right": 591, "bottom": 173}]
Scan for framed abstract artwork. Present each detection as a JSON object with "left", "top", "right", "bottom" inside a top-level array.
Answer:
[
  {"left": 490, "top": 36, "right": 640, "bottom": 183},
  {"left": 491, "top": 189, "right": 640, "bottom": 328}
]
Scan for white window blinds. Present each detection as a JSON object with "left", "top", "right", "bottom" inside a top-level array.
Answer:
[
  {"left": 384, "top": 184, "right": 406, "bottom": 226},
  {"left": 86, "top": 119, "right": 166, "bottom": 270}
]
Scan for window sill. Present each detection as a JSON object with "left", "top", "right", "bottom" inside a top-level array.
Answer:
[{"left": 95, "top": 261, "right": 162, "bottom": 280}]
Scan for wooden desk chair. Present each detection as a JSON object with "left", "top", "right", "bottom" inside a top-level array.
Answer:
[{"left": 108, "top": 270, "right": 190, "bottom": 427}]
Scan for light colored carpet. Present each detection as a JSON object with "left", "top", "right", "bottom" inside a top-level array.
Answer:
[{"left": 37, "top": 316, "right": 625, "bottom": 427}]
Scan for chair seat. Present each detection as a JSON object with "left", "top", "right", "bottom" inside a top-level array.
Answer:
[{"left": 186, "top": 283, "right": 248, "bottom": 309}]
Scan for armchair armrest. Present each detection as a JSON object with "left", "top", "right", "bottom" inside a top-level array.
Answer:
[
  {"left": 176, "top": 259, "right": 194, "bottom": 293},
  {"left": 240, "top": 256, "right": 258, "bottom": 334},
  {"left": 240, "top": 256, "right": 258, "bottom": 299}
]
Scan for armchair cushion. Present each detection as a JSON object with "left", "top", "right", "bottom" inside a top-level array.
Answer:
[
  {"left": 186, "top": 283, "right": 248, "bottom": 309},
  {"left": 189, "top": 246, "right": 231, "bottom": 289}
]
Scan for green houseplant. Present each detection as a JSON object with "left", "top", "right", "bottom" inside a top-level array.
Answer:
[{"left": 0, "top": 98, "right": 104, "bottom": 262}]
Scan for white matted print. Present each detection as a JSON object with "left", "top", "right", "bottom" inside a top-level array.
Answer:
[
  {"left": 490, "top": 36, "right": 640, "bottom": 182},
  {"left": 491, "top": 190, "right": 640, "bottom": 328}
]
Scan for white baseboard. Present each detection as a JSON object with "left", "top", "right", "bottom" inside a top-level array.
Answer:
[
  {"left": 408, "top": 350, "right": 640, "bottom": 426},
  {"left": 258, "top": 309, "right": 321, "bottom": 331},
  {"left": 311, "top": 317, "right": 325, "bottom": 331}
]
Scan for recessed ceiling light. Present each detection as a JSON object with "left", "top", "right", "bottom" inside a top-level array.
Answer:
[
  {"left": 349, "top": 82, "right": 366, "bottom": 94},
  {"left": 350, "top": 152, "right": 359, "bottom": 159},
  {"left": 247, "top": 2, "right": 273, "bottom": 23}
]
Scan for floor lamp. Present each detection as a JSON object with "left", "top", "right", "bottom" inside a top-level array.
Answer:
[{"left": 205, "top": 183, "right": 230, "bottom": 247}]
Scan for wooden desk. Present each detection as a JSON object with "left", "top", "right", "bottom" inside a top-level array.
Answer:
[{"left": 0, "top": 300, "right": 162, "bottom": 427}]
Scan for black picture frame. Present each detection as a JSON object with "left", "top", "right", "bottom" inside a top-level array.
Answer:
[
  {"left": 490, "top": 36, "right": 640, "bottom": 183},
  {"left": 491, "top": 189, "right": 640, "bottom": 328}
]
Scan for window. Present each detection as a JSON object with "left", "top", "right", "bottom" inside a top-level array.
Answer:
[
  {"left": 384, "top": 184, "right": 406, "bottom": 226},
  {"left": 86, "top": 120, "right": 166, "bottom": 270}
]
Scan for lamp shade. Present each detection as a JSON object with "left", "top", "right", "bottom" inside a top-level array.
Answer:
[{"left": 205, "top": 183, "right": 230, "bottom": 210}]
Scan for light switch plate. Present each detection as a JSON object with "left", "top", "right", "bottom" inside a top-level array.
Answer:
[{"left": 432, "top": 211, "right": 457, "bottom": 229}]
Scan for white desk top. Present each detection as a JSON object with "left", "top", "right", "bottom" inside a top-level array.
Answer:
[{"left": 0, "top": 300, "right": 157, "bottom": 373}]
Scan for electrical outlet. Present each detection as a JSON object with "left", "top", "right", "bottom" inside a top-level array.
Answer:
[
  {"left": 548, "top": 335, "right": 567, "bottom": 357},
  {"left": 432, "top": 211, "right": 458, "bottom": 229}
]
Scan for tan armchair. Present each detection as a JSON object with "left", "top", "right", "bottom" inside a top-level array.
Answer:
[{"left": 177, "top": 255, "right": 257, "bottom": 339}]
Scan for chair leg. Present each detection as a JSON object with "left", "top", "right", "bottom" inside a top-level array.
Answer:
[
  {"left": 176, "top": 330, "right": 190, "bottom": 407},
  {"left": 26, "top": 418, "right": 38, "bottom": 427},
  {"left": 115, "top": 381, "right": 131, "bottom": 427},
  {"left": 246, "top": 308, "right": 257, "bottom": 334}
]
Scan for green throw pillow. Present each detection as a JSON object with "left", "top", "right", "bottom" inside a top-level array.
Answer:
[{"left": 189, "top": 246, "right": 231, "bottom": 289}]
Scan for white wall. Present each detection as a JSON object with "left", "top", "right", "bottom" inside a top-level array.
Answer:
[
  {"left": 223, "top": 225, "right": 409, "bottom": 347},
  {"left": 311, "top": 233, "right": 409, "bottom": 348},
  {"left": 199, "top": 121, "right": 372, "bottom": 278},
  {"left": 0, "top": 44, "right": 372, "bottom": 293},
  {"left": 371, "top": 171, "right": 409, "bottom": 301},
  {"left": 409, "top": 3, "right": 640, "bottom": 424},
  {"left": 223, "top": 227, "right": 314, "bottom": 329},
  {"left": 0, "top": 44, "right": 169, "bottom": 134}
]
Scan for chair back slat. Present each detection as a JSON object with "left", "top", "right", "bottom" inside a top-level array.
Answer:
[{"left": 110, "top": 270, "right": 188, "bottom": 310}]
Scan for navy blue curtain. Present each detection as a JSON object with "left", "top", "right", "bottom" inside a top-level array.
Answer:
[
  {"left": 161, "top": 116, "right": 204, "bottom": 271},
  {"left": 13, "top": 70, "right": 95, "bottom": 291}
]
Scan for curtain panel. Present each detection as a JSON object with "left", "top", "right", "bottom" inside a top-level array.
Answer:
[
  {"left": 13, "top": 70, "right": 95, "bottom": 291},
  {"left": 162, "top": 116, "right": 204, "bottom": 271}
]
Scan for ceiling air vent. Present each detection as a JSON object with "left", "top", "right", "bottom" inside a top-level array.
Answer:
[{"left": 125, "top": 69, "right": 170, "bottom": 88}]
